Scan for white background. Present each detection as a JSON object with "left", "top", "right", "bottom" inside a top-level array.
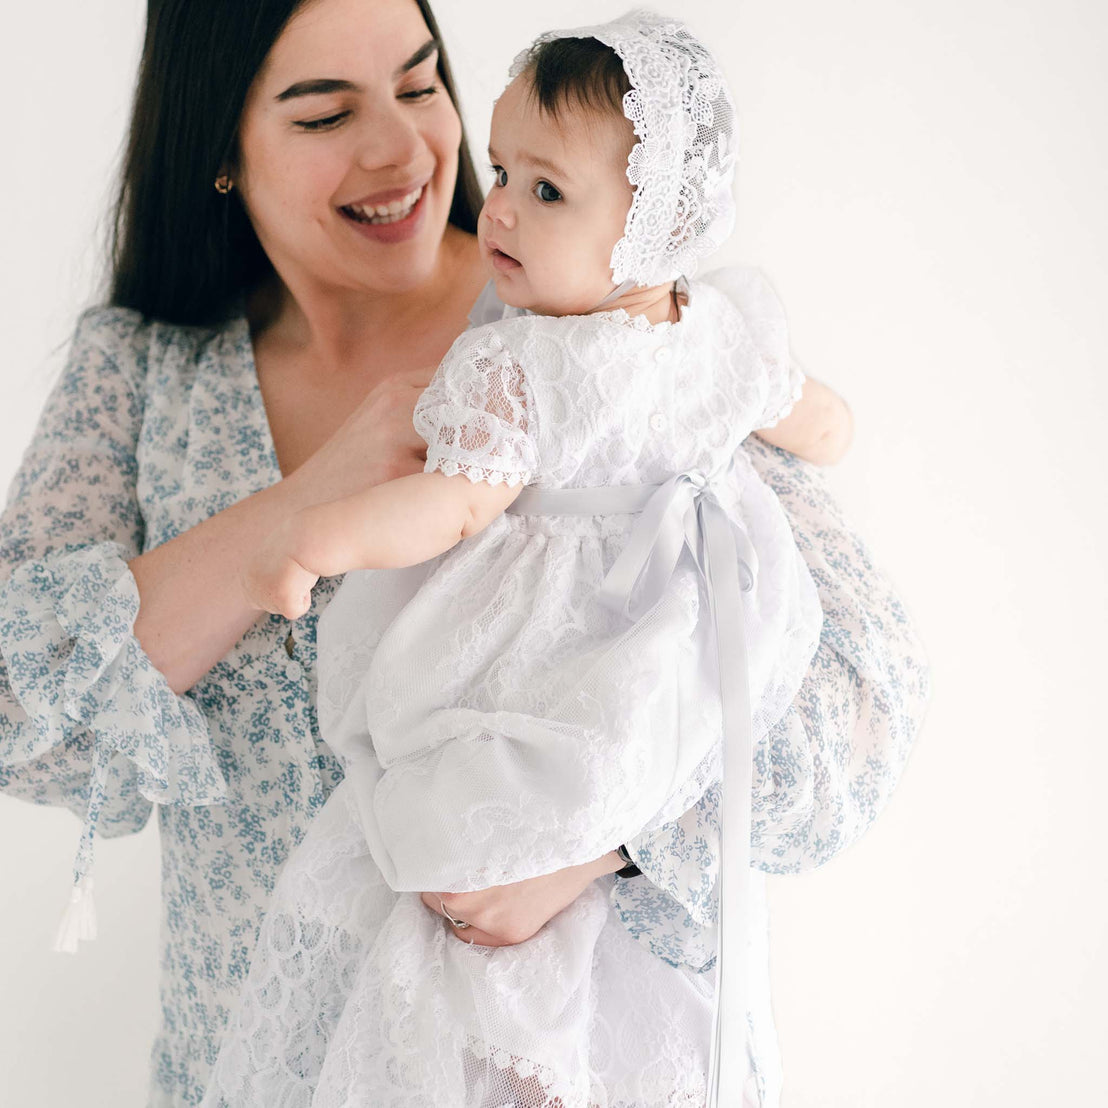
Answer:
[{"left": 2, "top": 1, "right": 1105, "bottom": 1105}]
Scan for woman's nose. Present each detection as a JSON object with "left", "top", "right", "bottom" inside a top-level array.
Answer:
[{"left": 356, "top": 103, "right": 426, "bottom": 173}]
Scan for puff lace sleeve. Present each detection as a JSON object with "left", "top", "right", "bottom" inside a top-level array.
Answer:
[
  {"left": 0, "top": 308, "right": 226, "bottom": 951},
  {"left": 705, "top": 266, "right": 806, "bottom": 429},
  {"left": 413, "top": 323, "right": 539, "bottom": 488}
]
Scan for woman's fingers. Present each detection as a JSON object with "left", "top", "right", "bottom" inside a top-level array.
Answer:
[
  {"left": 419, "top": 891, "right": 506, "bottom": 946},
  {"left": 293, "top": 367, "right": 438, "bottom": 500}
]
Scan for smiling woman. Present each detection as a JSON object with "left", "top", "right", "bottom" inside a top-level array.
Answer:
[
  {"left": 0, "top": 0, "right": 930, "bottom": 1105},
  {"left": 111, "top": 0, "right": 483, "bottom": 325}
]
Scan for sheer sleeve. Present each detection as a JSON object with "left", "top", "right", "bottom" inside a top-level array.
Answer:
[
  {"left": 0, "top": 308, "right": 226, "bottom": 948},
  {"left": 413, "top": 324, "right": 539, "bottom": 488},
  {"left": 624, "top": 433, "right": 931, "bottom": 938},
  {"left": 704, "top": 266, "right": 806, "bottom": 429}
]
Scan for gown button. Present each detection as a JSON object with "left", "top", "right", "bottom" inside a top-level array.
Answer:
[
  {"left": 285, "top": 660, "right": 303, "bottom": 680},
  {"left": 654, "top": 346, "right": 671, "bottom": 363},
  {"left": 650, "top": 412, "right": 667, "bottom": 432}
]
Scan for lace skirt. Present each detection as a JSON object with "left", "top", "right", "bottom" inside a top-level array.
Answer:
[{"left": 200, "top": 779, "right": 719, "bottom": 1107}]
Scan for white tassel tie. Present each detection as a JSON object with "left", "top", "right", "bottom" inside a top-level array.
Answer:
[{"left": 53, "top": 875, "right": 97, "bottom": 954}]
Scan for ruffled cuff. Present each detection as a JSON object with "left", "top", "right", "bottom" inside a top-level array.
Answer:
[
  {"left": 609, "top": 874, "right": 718, "bottom": 973},
  {"left": 0, "top": 541, "right": 223, "bottom": 801},
  {"left": 0, "top": 542, "right": 226, "bottom": 948},
  {"left": 623, "top": 787, "right": 721, "bottom": 929},
  {"left": 619, "top": 701, "right": 815, "bottom": 942}
]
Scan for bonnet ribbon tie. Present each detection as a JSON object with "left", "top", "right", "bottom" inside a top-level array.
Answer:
[{"left": 507, "top": 463, "right": 756, "bottom": 1107}]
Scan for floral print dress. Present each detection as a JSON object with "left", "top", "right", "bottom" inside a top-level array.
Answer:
[{"left": 0, "top": 286, "right": 930, "bottom": 1106}]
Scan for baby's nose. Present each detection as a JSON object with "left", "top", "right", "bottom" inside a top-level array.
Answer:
[{"left": 482, "top": 188, "right": 516, "bottom": 229}]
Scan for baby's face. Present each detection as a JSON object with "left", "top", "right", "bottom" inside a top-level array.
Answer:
[{"left": 479, "top": 74, "right": 635, "bottom": 316}]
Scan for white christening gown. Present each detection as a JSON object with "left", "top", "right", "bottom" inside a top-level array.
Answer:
[{"left": 200, "top": 269, "right": 823, "bottom": 1108}]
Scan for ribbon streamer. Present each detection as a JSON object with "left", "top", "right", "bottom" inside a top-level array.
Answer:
[{"left": 507, "top": 464, "right": 756, "bottom": 1105}]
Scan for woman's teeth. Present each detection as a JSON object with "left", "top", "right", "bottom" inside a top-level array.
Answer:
[{"left": 344, "top": 186, "right": 423, "bottom": 224}]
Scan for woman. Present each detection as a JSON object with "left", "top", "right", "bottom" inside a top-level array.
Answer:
[{"left": 0, "top": 0, "right": 929, "bottom": 1105}]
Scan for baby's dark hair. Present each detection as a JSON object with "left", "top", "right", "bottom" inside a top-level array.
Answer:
[{"left": 518, "top": 36, "right": 632, "bottom": 124}]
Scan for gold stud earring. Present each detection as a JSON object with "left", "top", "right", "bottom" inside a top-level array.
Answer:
[{"left": 214, "top": 174, "right": 234, "bottom": 195}]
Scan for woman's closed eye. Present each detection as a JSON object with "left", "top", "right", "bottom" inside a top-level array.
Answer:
[
  {"left": 294, "top": 86, "right": 438, "bottom": 132},
  {"left": 294, "top": 111, "right": 351, "bottom": 132}
]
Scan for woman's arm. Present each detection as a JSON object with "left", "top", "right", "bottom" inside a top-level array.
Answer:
[
  {"left": 0, "top": 310, "right": 225, "bottom": 837},
  {"left": 243, "top": 471, "right": 522, "bottom": 619},
  {"left": 132, "top": 364, "right": 437, "bottom": 694},
  {"left": 0, "top": 311, "right": 433, "bottom": 813},
  {"left": 619, "top": 430, "right": 931, "bottom": 954}
]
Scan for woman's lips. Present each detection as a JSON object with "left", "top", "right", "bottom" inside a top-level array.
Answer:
[{"left": 338, "top": 183, "right": 429, "bottom": 244}]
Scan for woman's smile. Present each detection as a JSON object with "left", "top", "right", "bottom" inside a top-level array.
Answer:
[
  {"left": 338, "top": 179, "right": 430, "bottom": 244},
  {"left": 340, "top": 182, "right": 427, "bottom": 224}
]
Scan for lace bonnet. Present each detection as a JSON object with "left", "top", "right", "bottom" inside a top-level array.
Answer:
[{"left": 508, "top": 7, "right": 738, "bottom": 288}]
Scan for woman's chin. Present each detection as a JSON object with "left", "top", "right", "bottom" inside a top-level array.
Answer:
[{"left": 349, "top": 234, "right": 444, "bottom": 294}]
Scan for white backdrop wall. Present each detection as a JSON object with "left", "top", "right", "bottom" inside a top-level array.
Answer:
[{"left": 1, "top": 1, "right": 1105, "bottom": 1105}]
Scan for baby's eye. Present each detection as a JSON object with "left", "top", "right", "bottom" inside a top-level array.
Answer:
[
  {"left": 490, "top": 165, "right": 508, "bottom": 187},
  {"left": 534, "top": 181, "right": 562, "bottom": 203}
]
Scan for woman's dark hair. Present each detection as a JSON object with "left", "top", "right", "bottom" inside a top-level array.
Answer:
[
  {"left": 519, "top": 37, "right": 632, "bottom": 125},
  {"left": 109, "top": 0, "right": 484, "bottom": 326}
]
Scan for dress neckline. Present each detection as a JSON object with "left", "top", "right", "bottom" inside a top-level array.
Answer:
[
  {"left": 588, "top": 275, "right": 694, "bottom": 335},
  {"left": 226, "top": 313, "right": 287, "bottom": 487}
]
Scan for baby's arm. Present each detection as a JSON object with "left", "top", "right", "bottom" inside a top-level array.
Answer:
[
  {"left": 243, "top": 472, "right": 522, "bottom": 618},
  {"left": 753, "top": 374, "right": 854, "bottom": 466}
]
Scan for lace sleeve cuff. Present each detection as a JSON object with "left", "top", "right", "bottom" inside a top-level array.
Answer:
[
  {"left": 759, "top": 360, "right": 806, "bottom": 429},
  {"left": 423, "top": 451, "right": 533, "bottom": 488},
  {"left": 415, "top": 326, "right": 539, "bottom": 489}
]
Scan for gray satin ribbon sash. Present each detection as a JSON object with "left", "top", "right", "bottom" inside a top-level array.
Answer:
[{"left": 506, "top": 466, "right": 756, "bottom": 1107}]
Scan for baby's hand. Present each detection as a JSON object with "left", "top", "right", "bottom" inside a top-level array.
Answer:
[{"left": 242, "top": 526, "right": 319, "bottom": 619}]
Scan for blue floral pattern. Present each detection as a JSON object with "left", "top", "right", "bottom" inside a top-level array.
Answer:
[{"left": 0, "top": 302, "right": 929, "bottom": 1106}]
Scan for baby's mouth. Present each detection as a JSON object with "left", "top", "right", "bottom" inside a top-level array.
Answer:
[{"left": 490, "top": 247, "right": 522, "bottom": 271}]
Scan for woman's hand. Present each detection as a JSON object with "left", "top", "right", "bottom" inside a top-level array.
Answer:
[
  {"left": 286, "top": 366, "right": 439, "bottom": 507},
  {"left": 421, "top": 850, "right": 625, "bottom": 947}
]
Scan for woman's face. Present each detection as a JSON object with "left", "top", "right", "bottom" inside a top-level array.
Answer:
[{"left": 235, "top": 0, "right": 463, "bottom": 300}]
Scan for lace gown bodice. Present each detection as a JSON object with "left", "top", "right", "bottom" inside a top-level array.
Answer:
[{"left": 325, "top": 274, "right": 822, "bottom": 906}]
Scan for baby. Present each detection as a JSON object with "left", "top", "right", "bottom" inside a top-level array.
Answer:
[{"left": 206, "top": 11, "right": 850, "bottom": 1107}]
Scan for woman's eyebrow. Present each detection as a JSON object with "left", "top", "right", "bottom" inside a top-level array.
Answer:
[
  {"left": 394, "top": 38, "right": 440, "bottom": 79},
  {"left": 276, "top": 78, "right": 360, "bottom": 102},
  {"left": 275, "top": 39, "right": 440, "bottom": 102}
]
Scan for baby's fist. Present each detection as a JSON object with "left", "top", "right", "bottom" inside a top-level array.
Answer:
[{"left": 242, "top": 528, "right": 319, "bottom": 619}]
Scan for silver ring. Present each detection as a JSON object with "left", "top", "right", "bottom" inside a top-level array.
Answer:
[{"left": 438, "top": 896, "right": 471, "bottom": 930}]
